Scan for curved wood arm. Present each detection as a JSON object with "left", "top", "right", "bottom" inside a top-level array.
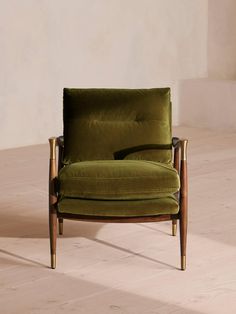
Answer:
[
  {"left": 114, "top": 143, "right": 172, "bottom": 160},
  {"left": 180, "top": 139, "right": 188, "bottom": 197},
  {"left": 172, "top": 137, "right": 180, "bottom": 173},
  {"left": 172, "top": 137, "right": 180, "bottom": 148},
  {"left": 57, "top": 136, "right": 64, "bottom": 148},
  {"left": 57, "top": 136, "right": 64, "bottom": 172}
]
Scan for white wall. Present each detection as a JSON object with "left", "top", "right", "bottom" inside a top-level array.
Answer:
[
  {"left": 179, "top": 0, "right": 236, "bottom": 131},
  {"left": 0, "top": 0, "right": 208, "bottom": 149},
  {"left": 208, "top": 0, "right": 236, "bottom": 80},
  {"left": 179, "top": 79, "right": 236, "bottom": 130}
]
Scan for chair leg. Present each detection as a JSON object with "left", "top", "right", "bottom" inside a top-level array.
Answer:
[
  {"left": 58, "top": 218, "right": 63, "bottom": 235},
  {"left": 49, "top": 209, "right": 57, "bottom": 269},
  {"left": 179, "top": 211, "right": 187, "bottom": 270},
  {"left": 179, "top": 159, "right": 188, "bottom": 271},
  {"left": 178, "top": 139, "right": 188, "bottom": 271},
  {"left": 172, "top": 219, "right": 177, "bottom": 236}
]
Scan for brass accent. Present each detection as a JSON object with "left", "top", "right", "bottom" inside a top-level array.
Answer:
[
  {"left": 51, "top": 254, "right": 56, "bottom": 269},
  {"left": 172, "top": 222, "right": 177, "bottom": 236},
  {"left": 181, "top": 139, "right": 188, "bottom": 161},
  {"left": 49, "top": 137, "right": 57, "bottom": 160},
  {"left": 181, "top": 255, "right": 186, "bottom": 270}
]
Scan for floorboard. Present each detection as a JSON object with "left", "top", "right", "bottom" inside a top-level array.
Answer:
[{"left": 0, "top": 127, "right": 236, "bottom": 314}]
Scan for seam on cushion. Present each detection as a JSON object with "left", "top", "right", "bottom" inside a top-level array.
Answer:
[
  {"left": 60, "top": 175, "right": 178, "bottom": 180},
  {"left": 61, "top": 162, "right": 176, "bottom": 173},
  {"left": 60, "top": 195, "right": 178, "bottom": 201},
  {"left": 70, "top": 119, "right": 165, "bottom": 123},
  {"left": 62, "top": 188, "right": 179, "bottom": 194},
  {"left": 65, "top": 160, "right": 171, "bottom": 165},
  {"left": 62, "top": 160, "right": 171, "bottom": 167}
]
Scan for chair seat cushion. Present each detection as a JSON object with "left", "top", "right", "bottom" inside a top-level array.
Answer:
[
  {"left": 57, "top": 196, "right": 179, "bottom": 217},
  {"left": 58, "top": 160, "right": 180, "bottom": 200}
]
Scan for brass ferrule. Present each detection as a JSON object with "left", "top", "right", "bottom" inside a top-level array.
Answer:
[
  {"left": 51, "top": 254, "right": 56, "bottom": 269},
  {"left": 181, "top": 256, "right": 186, "bottom": 271},
  {"left": 49, "top": 137, "right": 57, "bottom": 160},
  {"left": 172, "top": 223, "right": 177, "bottom": 236},
  {"left": 181, "top": 139, "right": 188, "bottom": 161}
]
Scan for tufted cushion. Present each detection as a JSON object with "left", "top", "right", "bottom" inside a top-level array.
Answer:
[
  {"left": 58, "top": 160, "right": 180, "bottom": 201},
  {"left": 63, "top": 88, "right": 172, "bottom": 164}
]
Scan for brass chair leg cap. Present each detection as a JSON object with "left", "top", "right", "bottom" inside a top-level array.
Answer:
[
  {"left": 181, "top": 256, "right": 186, "bottom": 271},
  {"left": 172, "top": 224, "right": 177, "bottom": 236},
  {"left": 51, "top": 254, "right": 56, "bottom": 269}
]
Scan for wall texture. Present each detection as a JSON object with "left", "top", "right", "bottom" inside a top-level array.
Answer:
[
  {"left": 179, "top": 79, "right": 236, "bottom": 130},
  {"left": 178, "top": 0, "right": 236, "bottom": 130},
  {"left": 0, "top": 0, "right": 208, "bottom": 149},
  {"left": 208, "top": 0, "right": 236, "bottom": 79}
]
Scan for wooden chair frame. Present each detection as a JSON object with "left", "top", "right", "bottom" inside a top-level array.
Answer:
[{"left": 48, "top": 136, "right": 188, "bottom": 270}]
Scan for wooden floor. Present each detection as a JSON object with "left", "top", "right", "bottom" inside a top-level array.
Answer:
[{"left": 0, "top": 127, "right": 236, "bottom": 314}]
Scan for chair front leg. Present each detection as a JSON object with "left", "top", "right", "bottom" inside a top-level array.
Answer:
[
  {"left": 49, "top": 137, "right": 58, "bottom": 269},
  {"left": 49, "top": 208, "right": 57, "bottom": 269},
  {"left": 179, "top": 139, "right": 188, "bottom": 270}
]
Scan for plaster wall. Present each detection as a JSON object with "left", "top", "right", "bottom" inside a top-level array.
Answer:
[
  {"left": 0, "top": 0, "right": 208, "bottom": 149},
  {"left": 178, "top": 0, "right": 236, "bottom": 131},
  {"left": 179, "top": 79, "right": 236, "bottom": 131},
  {"left": 208, "top": 0, "right": 236, "bottom": 80}
]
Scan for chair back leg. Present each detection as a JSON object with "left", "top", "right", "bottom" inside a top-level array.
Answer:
[
  {"left": 58, "top": 218, "right": 63, "bottom": 235},
  {"left": 172, "top": 219, "right": 177, "bottom": 236}
]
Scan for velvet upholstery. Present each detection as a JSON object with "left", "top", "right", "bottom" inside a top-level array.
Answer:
[
  {"left": 57, "top": 87, "right": 180, "bottom": 218},
  {"left": 58, "top": 196, "right": 179, "bottom": 217},
  {"left": 58, "top": 160, "right": 180, "bottom": 200},
  {"left": 63, "top": 88, "right": 172, "bottom": 164}
]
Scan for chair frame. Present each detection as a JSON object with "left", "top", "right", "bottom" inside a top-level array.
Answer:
[{"left": 48, "top": 136, "right": 188, "bottom": 270}]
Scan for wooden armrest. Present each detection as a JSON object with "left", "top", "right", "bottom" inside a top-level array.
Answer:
[
  {"left": 172, "top": 137, "right": 188, "bottom": 160},
  {"left": 172, "top": 137, "right": 188, "bottom": 173},
  {"left": 172, "top": 137, "right": 180, "bottom": 148},
  {"left": 114, "top": 144, "right": 172, "bottom": 160},
  {"left": 57, "top": 136, "right": 64, "bottom": 148}
]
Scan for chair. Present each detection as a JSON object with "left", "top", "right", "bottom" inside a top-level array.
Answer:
[{"left": 48, "top": 88, "right": 188, "bottom": 270}]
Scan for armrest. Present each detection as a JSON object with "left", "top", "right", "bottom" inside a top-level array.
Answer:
[
  {"left": 114, "top": 143, "right": 172, "bottom": 160},
  {"left": 57, "top": 136, "right": 64, "bottom": 148},
  {"left": 172, "top": 137, "right": 188, "bottom": 173},
  {"left": 172, "top": 137, "right": 188, "bottom": 158},
  {"left": 56, "top": 136, "right": 64, "bottom": 172},
  {"left": 178, "top": 139, "right": 188, "bottom": 199},
  {"left": 172, "top": 137, "right": 180, "bottom": 148}
]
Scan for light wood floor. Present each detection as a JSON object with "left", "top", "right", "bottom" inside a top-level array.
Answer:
[{"left": 0, "top": 127, "right": 236, "bottom": 314}]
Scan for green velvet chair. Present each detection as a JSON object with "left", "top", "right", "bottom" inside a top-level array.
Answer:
[{"left": 49, "top": 88, "right": 188, "bottom": 270}]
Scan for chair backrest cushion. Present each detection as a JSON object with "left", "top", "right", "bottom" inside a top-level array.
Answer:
[{"left": 63, "top": 88, "right": 172, "bottom": 164}]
